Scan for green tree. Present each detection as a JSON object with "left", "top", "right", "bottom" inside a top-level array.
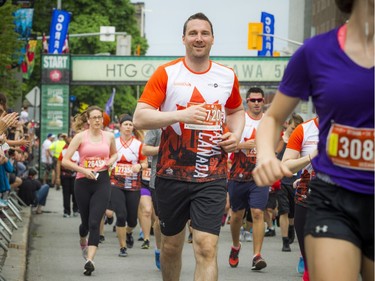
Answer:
[
  {"left": 0, "top": 2, "right": 24, "bottom": 106},
  {"left": 25, "top": 0, "right": 148, "bottom": 116}
]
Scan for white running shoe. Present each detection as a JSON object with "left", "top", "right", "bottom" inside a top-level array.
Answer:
[
  {"left": 244, "top": 231, "right": 253, "bottom": 242},
  {"left": 239, "top": 227, "right": 245, "bottom": 242}
]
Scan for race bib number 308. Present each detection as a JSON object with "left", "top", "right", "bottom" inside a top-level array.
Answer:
[{"left": 327, "top": 123, "right": 374, "bottom": 171}]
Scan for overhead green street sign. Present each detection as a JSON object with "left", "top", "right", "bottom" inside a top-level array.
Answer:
[{"left": 71, "top": 56, "right": 289, "bottom": 85}]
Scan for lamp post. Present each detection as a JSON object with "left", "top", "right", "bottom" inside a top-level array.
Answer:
[{"left": 140, "top": 7, "right": 152, "bottom": 37}]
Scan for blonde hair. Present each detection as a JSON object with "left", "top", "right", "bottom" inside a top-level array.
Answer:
[
  {"left": 72, "top": 106, "right": 104, "bottom": 132},
  {"left": 72, "top": 112, "right": 88, "bottom": 132}
]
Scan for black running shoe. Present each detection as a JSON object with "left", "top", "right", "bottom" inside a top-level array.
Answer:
[
  {"left": 105, "top": 216, "right": 114, "bottom": 225},
  {"left": 282, "top": 237, "right": 291, "bottom": 252},
  {"left": 141, "top": 239, "right": 150, "bottom": 249},
  {"left": 99, "top": 235, "right": 105, "bottom": 243},
  {"left": 265, "top": 228, "right": 276, "bottom": 237},
  {"left": 119, "top": 247, "right": 128, "bottom": 257},
  {"left": 126, "top": 232, "right": 134, "bottom": 248},
  {"left": 251, "top": 254, "right": 267, "bottom": 271},
  {"left": 83, "top": 260, "right": 95, "bottom": 276}
]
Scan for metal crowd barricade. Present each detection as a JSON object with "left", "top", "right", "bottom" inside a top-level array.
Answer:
[{"left": 0, "top": 192, "right": 29, "bottom": 281}]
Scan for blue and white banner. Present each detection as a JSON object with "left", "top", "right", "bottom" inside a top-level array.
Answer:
[
  {"left": 14, "top": 8, "right": 34, "bottom": 39},
  {"left": 258, "top": 12, "right": 274, "bottom": 57},
  {"left": 48, "top": 9, "right": 71, "bottom": 54}
]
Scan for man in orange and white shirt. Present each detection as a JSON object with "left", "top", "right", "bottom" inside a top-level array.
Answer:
[
  {"left": 134, "top": 12, "right": 244, "bottom": 281},
  {"left": 227, "top": 87, "right": 269, "bottom": 271}
]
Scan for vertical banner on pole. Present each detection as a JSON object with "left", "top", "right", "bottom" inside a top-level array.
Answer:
[
  {"left": 40, "top": 54, "right": 71, "bottom": 176},
  {"left": 48, "top": 9, "right": 71, "bottom": 54},
  {"left": 258, "top": 12, "right": 275, "bottom": 57}
]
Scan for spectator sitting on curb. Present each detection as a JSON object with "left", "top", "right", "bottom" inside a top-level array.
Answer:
[{"left": 17, "top": 167, "right": 50, "bottom": 214}]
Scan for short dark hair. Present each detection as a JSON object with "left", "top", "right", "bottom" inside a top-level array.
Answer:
[
  {"left": 28, "top": 167, "right": 38, "bottom": 177},
  {"left": 8, "top": 149, "right": 15, "bottom": 157},
  {"left": 183, "top": 12, "right": 213, "bottom": 36},
  {"left": 335, "top": 0, "right": 354, "bottom": 13},
  {"left": 246, "top": 87, "right": 264, "bottom": 99}
]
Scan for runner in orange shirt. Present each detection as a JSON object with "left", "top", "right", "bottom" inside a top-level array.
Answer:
[
  {"left": 282, "top": 117, "right": 319, "bottom": 281},
  {"left": 134, "top": 12, "right": 244, "bottom": 281}
]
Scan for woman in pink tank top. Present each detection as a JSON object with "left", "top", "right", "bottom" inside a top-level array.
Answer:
[{"left": 62, "top": 106, "right": 117, "bottom": 276}]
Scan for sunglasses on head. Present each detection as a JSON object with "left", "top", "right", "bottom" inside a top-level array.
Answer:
[{"left": 247, "top": 98, "right": 264, "bottom": 103}]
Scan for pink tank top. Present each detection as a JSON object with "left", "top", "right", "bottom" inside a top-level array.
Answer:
[
  {"left": 76, "top": 130, "right": 110, "bottom": 179},
  {"left": 337, "top": 24, "right": 347, "bottom": 51}
]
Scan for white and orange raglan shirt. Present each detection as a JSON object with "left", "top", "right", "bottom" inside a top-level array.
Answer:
[
  {"left": 138, "top": 58, "right": 243, "bottom": 183},
  {"left": 287, "top": 117, "right": 319, "bottom": 206},
  {"left": 110, "top": 137, "right": 146, "bottom": 191},
  {"left": 229, "top": 112, "right": 263, "bottom": 181}
]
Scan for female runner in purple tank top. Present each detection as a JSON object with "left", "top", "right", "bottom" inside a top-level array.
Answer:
[{"left": 253, "top": 0, "right": 374, "bottom": 280}]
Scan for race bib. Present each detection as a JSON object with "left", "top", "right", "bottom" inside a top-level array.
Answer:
[
  {"left": 142, "top": 168, "right": 151, "bottom": 181},
  {"left": 184, "top": 103, "right": 223, "bottom": 131},
  {"left": 246, "top": 147, "right": 257, "bottom": 158},
  {"left": 83, "top": 157, "right": 106, "bottom": 169},
  {"left": 114, "top": 163, "right": 133, "bottom": 176},
  {"left": 327, "top": 123, "right": 374, "bottom": 171}
]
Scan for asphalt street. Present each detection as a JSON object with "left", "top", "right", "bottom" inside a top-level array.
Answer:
[{"left": 26, "top": 188, "right": 303, "bottom": 281}]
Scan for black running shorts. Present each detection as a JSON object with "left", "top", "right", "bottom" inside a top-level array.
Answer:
[
  {"left": 155, "top": 177, "right": 226, "bottom": 236},
  {"left": 305, "top": 177, "right": 374, "bottom": 260},
  {"left": 277, "top": 183, "right": 295, "bottom": 218}
]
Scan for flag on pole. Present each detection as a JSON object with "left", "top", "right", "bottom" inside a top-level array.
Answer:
[{"left": 105, "top": 88, "right": 116, "bottom": 115}]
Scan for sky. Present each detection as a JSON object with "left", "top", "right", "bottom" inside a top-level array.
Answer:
[{"left": 131, "top": 0, "right": 290, "bottom": 56}]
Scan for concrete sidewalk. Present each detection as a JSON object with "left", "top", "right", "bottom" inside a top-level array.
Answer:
[{"left": 1, "top": 203, "right": 31, "bottom": 281}]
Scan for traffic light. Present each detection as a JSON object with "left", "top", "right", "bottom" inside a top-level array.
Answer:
[{"left": 248, "top": 23, "right": 263, "bottom": 50}]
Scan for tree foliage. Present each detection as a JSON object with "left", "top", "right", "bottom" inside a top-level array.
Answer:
[
  {"left": 3, "top": 0, "right": 148, "bottom": 115},
  {"left": 0, "top": 2, "right": 24, "bottom": 105}
]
